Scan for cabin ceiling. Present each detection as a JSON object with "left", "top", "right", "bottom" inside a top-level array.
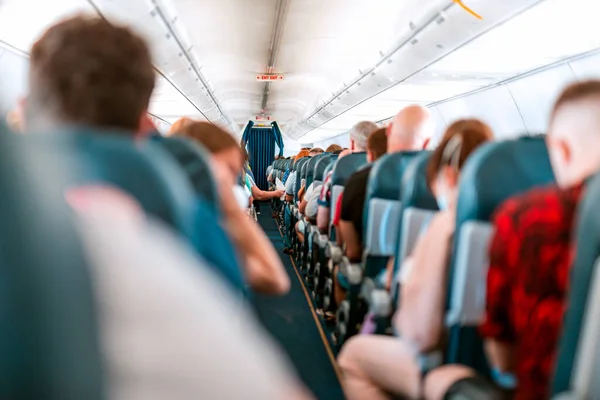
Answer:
[{"left": 1, "top": 0, "right": 600, "bottom": 141}]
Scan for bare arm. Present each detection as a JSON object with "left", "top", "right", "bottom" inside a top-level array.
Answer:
[
  {"left": 317, "top": 206, "right": 330, "bottom": 233},
  {"left": 299, "top": 198, "right": 308, "bottom": 215},
  {"left": 484, "top": 341, "right": 517, "bottom": 372},
  {"left": 221, "top": 186, "right": 289, "bottom": 295},
  {"left": 338, "top": 220, "right": 362, "bottom": 262},
  {"left": 385, "top": 256, "right": 395, "bottom": 291},
  {"left": 251, "top": 186, "right": 283, "bottom": 201}
]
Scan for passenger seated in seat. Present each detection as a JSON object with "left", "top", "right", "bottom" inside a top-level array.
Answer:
[
  {"left": 25, "top": 17, "right": 154, "bottom": 134},
  {"left": 336, "top": 127, "right": 388, "bottom": 257},
  {"left": 176, "top": 121, "right": 290, "bottom": 295},
  {"left": 296, "top": 147, "right": 325, "bottom": 203},
  {"left": 295, "top": 145, "right": 342, "bottom": 242},
  {"left": 337, "top": 118, "right": 492, "bottom": 400},
  {"left": 328, "top": 106, "right": 431, "bottom": 320},
  {"left": 429, "top": 80, "right": 600, "bottom": 400},
  {"left": 242, "top": 149, "right": 285, "bottom": 202},
  {"left": 315, "top": 122, "right": 376, "bottom": 235}
]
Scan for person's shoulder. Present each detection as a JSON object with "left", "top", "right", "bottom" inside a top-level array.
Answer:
[{"left": 493, "top": 184, "right": 582, "bottom": 228}]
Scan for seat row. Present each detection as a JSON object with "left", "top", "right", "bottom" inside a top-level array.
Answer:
[{"left": 270, "top": 136, "right": 600, "bottom": 398}]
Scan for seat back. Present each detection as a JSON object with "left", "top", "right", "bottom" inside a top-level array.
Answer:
[
  {"left": 294, "top": 157, "right": 311, "bottom": 198},
  {"left": 362, "top": 151, "right": 421, "bottom": 277},
  {"left": 553, "top": 173, "right": 600, "bottom": 395},
  {"left": 329, "top": 152, "right": 368, "bottom": 228},
  {"left": 446, "top": 137, "right": 555, "bottom": 373},
  {"left": 153, "top": 136, "right": 218, "bottom": 212},
  {"left": 553, "top": 257, "right": 600, "bottom": 400},
  {"left": 0, "top": 130, "right": 103, "bottom": 398},
  {"left": 35, "top": 130, "right": 197, "bottom": 240},
  {"left": 306, "top": 153, "right": 330, "bottom": 189},
  {"left": 396, "top": 152, "right": 438, "bottom": 268},
  {"left": 32, "top": 129, "right": 244, "bottom": 294},
  {"left": 314, "top": 155, "right": 337, "bottom": 187}
]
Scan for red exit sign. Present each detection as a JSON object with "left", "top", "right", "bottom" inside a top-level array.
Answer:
[
  {"left": 256, "top": 115, "right": 272, "bottom": 121},
  {"left": 256, "top": 74, "right": 284, "bottom": 81}
]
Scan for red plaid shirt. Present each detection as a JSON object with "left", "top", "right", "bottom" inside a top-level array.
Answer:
[{"left": 480, "top": 183, "right": 583, "bottom": 400}]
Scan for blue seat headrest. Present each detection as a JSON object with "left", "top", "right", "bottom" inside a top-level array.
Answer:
[
  {"left": 366, "top": 151, "right": 422, "bottom": 201},
  {"left": 456, "top": 137, "right": 555, "bottom": 225},
  {"left": 294, "top": 157, "right": 311, "bottom": 196},
  {"left": 400, "top": 151, "right": 438, "bottom": 211},
  {"left": 306, "top": 153, "right": 329, "bottom": 186},
  {"left": 552, "top": 173, "right": 600, "bottom": 395},
  {"left": 32, "top": 129, "right": 198, "bottom": 242},
  {"left": 153, "top": 136, "right": 218, "bottom": 212},
  {"left": 315, "top": 155, "right": 337, "bottom": 182},
  {"left": 363, "top": 151, "right": 422, "bottom": 232},
  {"left": 331, "top": 152, "right": 368, "bottom": 186}
]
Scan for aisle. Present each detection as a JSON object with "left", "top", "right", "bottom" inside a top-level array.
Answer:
[{"left": 253, "top": 205, "right": 345, "bottom": 400}]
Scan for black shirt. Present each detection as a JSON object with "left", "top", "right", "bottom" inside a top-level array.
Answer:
[{"left": 340, "top": 165, "right": 372, "bottom": 246}]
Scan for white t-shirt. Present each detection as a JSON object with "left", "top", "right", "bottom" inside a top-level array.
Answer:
[
  {"left": 233, "top": 185, "right": 250, "bottom": 209},
  {"left": 285, "top": 172, "right": 297, "bottom": 196},
  {"left": 72, "top": 191, "right": 308, "bottom": 400},
  {"left": 305, "top": 183, "right": 322, "bottom": 220}
]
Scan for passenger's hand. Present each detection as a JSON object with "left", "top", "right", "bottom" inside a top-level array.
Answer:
[{"left": 273, "top": 189, "right": 285, "bottom": 198}]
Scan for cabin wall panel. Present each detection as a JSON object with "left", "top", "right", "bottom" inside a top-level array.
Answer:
[{"left": 507, "top": 64, "right": 577, "bottom": 134}]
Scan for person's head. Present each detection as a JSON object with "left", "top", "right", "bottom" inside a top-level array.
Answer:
[
  {"left": 326, "top": 144, "right": 343, "bottom": 153},
  {"left": 309, "top": 147, "right": 324, "bottom": 156},
  {"left": 332, "top": 148, "right": 343, "bottom": 155},
  {"left": 176, "top": 121, "right": 243, "bottom": 187},
  {"left": 427, "top": 119, "right": 493, "bottom": 211},
  {"left": 294, "top": 149, "right": 310, "bottom": 164},
  {"left": 388, "top": 105, "right": 434, "bottom": 152},
  {"left": 366, "top": 128, "right": 388, "bottom": 162},
  {"left": 169, "top": 117, "right": 194, "bottom": 136},
  {"left": 547, "top": 80, "right": 600, "bottom": 188},
  {"left": 27, "top": 16, "right": 155, "bottom": 133},
  {"left": 338, "top": 148, "right": 352, "bottom": 159},
  {"left": 349, "top": 121, "right": 378, "bottom": 152}
]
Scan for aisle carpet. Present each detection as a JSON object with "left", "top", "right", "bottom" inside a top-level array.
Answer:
[{"left": 253, "top": 206, "right": 345, "bottom": 400}]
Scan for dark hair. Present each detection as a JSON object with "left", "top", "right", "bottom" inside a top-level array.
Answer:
[
  {"left": 28, "top": 16, "right": 155, "bottom": 132},
  {"left": 326, "top": 144, "right": 343, "bottom": 153},
  {"left": 426, "top": 119, "right": 493, "bottom": 189},
  {"left": 176, "top": 121, "right": 241, "bottom": 156},
  {"left": 551, "top": 80, "right": 600, "bottom": 120},
  {"left": 332, "top": 149, "right": 343, "bottom": 155},
  {"left": 367, "top": 128, "right": 388, "bottom": 161},
  {"left": 309, "top": 147, "right": 324, "bottom": 155}
]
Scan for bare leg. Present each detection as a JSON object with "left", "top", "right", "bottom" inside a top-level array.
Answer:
[
  {"left": 338, "top": 335, "right": 421, "bottom": 400},
  {"left": 332, "top": 265, "right": 346, "bottom": 307}
]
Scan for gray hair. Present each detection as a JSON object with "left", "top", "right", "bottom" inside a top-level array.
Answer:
[{"left": 349, "top": 121, "right": 378, "bottom": 150}]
